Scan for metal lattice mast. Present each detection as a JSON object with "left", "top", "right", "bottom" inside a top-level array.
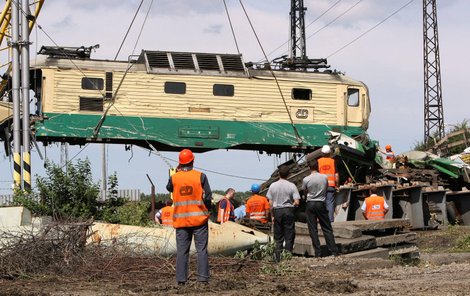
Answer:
[
  {"left": 290, "top": 0, "right": 307, "bottom": 62},
  {"left": 423, "top": 0, "right": 445, "bottom": 145}
]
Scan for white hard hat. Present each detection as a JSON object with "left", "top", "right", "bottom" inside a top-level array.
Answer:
[{"left": 321, "top": 145, "right": 331, "bottom": 154}]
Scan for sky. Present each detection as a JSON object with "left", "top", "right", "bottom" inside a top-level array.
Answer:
[{"left": 0, "top": 0, "right": 468, "bottom": 194}]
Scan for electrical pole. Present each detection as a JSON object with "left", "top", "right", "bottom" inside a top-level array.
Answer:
[
  {"left": 285, "top": 1, "right": 327, "bottom": 72},
  {"left": 423, "top": 0, "right": 445, "bottom": 148},
  {"left": 11, "top": 0, "right": 21, "bottom": 188},
  {"left": 21, "top": 0, "right": 31, "bottom": 190},
  {"left": 102, "top": 143, "right": 107, "bottom": 199},
  {"left": 290, "top": 0, "right": 307, "bottom": 63}
]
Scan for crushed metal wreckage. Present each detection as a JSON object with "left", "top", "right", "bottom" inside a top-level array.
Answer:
[{"left": 260, "top": 132, "right": 470, "bottom": 228}]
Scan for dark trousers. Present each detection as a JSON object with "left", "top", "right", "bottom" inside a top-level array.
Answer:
[
  {"left": 305, "top": 201, "right": 338, "bottom": 257},
  {"left": 273, "top": 207, "right": 296, "bottom": 261},
  {"left": 326, "top": 187, "right": 336, "bottom": 222},
  {"left": 175, "top": 223, "right": 209, "bottom": 283}
]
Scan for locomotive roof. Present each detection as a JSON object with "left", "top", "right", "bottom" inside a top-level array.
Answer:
[{"left": 32, "top": 50, "right": 364, "bottom": 86}]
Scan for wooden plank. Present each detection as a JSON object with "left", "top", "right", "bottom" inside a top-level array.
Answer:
[
  {"left": 448, "top": 139, "right": 468, "bottom": 148},
  {"left": 332, "top": 219, "right": 411, "bottom": 232},
  {"left": 293, "top": 234, "right": 376, "bottom": 256},
  {"left": 375, "top": 232, "right": 417, "bottom": 247},
  {"left": 435, "top": 129, "right": 465, "bottom": 146},
  {"left": 295, "top": 222, "right": 362, "bottom": 239}
]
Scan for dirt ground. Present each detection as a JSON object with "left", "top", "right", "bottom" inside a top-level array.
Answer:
[{"left": 1, "top": 226, "right": 470, "bottom": 296}]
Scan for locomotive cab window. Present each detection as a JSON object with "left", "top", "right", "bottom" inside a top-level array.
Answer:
[
  {"left": 213, "top": 84, "right": 234, "bottom": 96},
  {"left": 81, "top": 77, "right": 104, "bottom": 90},
  {"left": 347, "top": 88, "right": 360, "bottom": 107},
  {"left": 292, "top": 88, "right": 311, "bottom": 100},
  {"left": 164, "top": 81, "right": 186, "bottom": 94}
]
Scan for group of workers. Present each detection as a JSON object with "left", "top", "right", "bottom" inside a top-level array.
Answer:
[{"left": 160, "top": 145, "right": 392, "bottom": 285}]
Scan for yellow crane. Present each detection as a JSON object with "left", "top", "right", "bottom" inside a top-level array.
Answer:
[{"left": 0, "top": 0, "right": 44, "bottom": 94}]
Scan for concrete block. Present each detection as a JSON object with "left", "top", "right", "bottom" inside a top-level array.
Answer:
[{"left": 0, "top": 206, "right": 32, "bottom": 227}]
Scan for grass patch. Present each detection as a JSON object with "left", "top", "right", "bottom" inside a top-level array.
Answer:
[{"left": 453, "top": 235, "right": 470, "bottom": 252}]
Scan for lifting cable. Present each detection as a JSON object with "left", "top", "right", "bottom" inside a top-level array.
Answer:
[
  {"left": 223, "top": 0, "right": 240, "bottom": 54},
  {"left": 22, "top": 1, "right": 140, "bottom": 167},
  {"left": 92, "top": 0, "right": 154, "bottom": 138},
  {"left": 114, "top": 0, "right": 145, "bottom": 61},
  {"left": 238, "top": 0, "right": 303, "bottom": 147},
  {"left": 36, "top": 25, "right": 107, "bottom": 98},
  {"left": 109, "top": 99, "right": 267, "bottom": 182}
]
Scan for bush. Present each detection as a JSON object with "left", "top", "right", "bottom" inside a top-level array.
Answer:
[
  {"left": 113, "top": 200, "right": 152, "bottom": 227},
  {"left": 14, "top": 159, "right": 100, "bottom": 220}
]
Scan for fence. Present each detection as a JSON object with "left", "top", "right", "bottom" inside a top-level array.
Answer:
[
  {"left": 0, "top": 189, "right": 142, "bottom": 206},
  {"left": 99, "top": 189, "right": 142, "bottom": 202},
  {"left": 0, "top": 194, "right": 13, "bottom": 206}
]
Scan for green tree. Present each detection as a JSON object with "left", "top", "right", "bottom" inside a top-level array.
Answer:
[
  {"left": 15, "top": 159, "right": 100, "bottom": 220},
  {"left": 95, "top": 172, "right": 127, "bottom": 223}
]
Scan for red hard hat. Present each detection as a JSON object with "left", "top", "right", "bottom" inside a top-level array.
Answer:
[
  {"left": 179, "top": 149, "right": 194, "bottom": 164},
  {"left": 385, "top": 144, "right": 392, "bottom": 151}
]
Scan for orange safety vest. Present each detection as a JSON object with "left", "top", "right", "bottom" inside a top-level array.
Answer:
[
  {"left": 318, "top": 157, "right": 337, "bottom": 187},
  {"left": 364, "top": 195, "right": 386, "bottom": 220},
  {"left": 217, "top": 197, "right": 235, "bottom": 223},
  {"left": 160, "top": 206, "right": 174, "bottom": 227},
  {"left": 246, "top": 194, "right": 270, "bottom": 224},
  {"left": 386, "top": 151, "right": 396, "bottom": 161},
  {"left": 171, "top": 170, "right": 209, "bottom": 228}
]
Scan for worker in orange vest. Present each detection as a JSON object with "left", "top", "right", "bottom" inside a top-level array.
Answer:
[
  {"left": 166, "top": 149, "right": 212, "bottom": 285},
  {"left": 217, "top": 188, "right": 236, "bottom": 223},
  {"left": 318, "top": 145, "right": 339, "bottom": 222},
  {"left": 361, "top": 186, "right": 389, "bottom": 220},
  {"left": 246, "top": 184, "right": 270, "bottom": 224},
  {"left": 155, "top": 199, "right": 174, "bottom": 226},
  {"left": 378, "top": 144, "right": 396, "bottom": 169}
]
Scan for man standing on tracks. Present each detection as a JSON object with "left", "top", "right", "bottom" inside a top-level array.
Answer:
[
  {"left": 155, "top": 199, "right": 174, "bottom": 227},
  {"left": 166, "top": 149, "right": 212, "bottom": 285},
  {"left": 302, "top": 159, "right": 339, "bottom": 257},
  {"left": 362, "top": 186, "right": 389, "bottom": 220},
  {"left": 318, "top": 145, "right": 339, "bottom": 222},
  {"left": 246, "top": 184, "right": 270, "bottom": 224},
  {"left": 267, "top": 165, "right": 300, "bottom": 262},
  {"left": 217, "top": 188, "right": 236, "bottom": 223}
]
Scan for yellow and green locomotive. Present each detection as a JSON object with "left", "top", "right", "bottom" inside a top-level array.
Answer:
[{"left": 17, "top": 48, "right": 371, "bottom": 153}]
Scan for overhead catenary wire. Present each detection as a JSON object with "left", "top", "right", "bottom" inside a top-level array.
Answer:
[
  {"left": 271, "top": 0, "right": 364, "bottom": 60},
  {"left": 263, "top": 0, "right": 343, "bottom": 62},
  {"left": 327, "top": 0, "right": 416, "bottom": 59},
  {"left": 139, "top": 146, "right": 266, "bottom": 182}
]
